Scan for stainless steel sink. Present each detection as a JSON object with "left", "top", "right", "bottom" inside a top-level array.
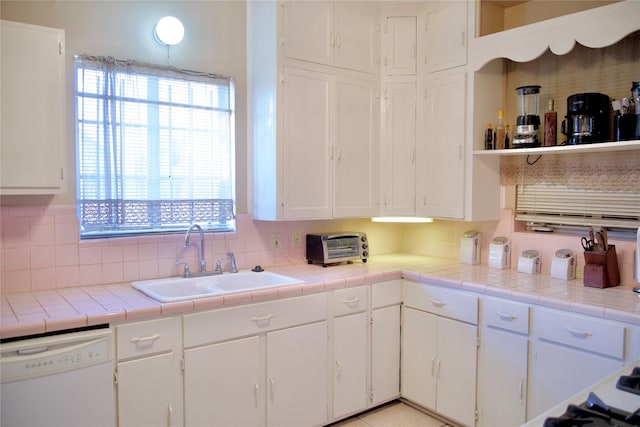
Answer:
[{"left": 131, "top": 270, "right": 303, "bottom": 302}]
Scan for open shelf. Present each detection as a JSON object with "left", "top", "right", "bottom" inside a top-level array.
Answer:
[{"left": 473, "top": 139, "right": 640, "bottom": 156}]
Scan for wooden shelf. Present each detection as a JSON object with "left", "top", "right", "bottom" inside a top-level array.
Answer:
[{"left": 473, "top": 140, "right": 640, "bottom": 156}]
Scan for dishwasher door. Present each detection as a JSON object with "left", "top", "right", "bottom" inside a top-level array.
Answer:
[{"left": 1, "top": 328, "right": 115, "bottom": 427}]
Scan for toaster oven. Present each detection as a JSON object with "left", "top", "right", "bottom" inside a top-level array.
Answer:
[{"left": 306, "top": 232, "right": 368, "bottom": 267}]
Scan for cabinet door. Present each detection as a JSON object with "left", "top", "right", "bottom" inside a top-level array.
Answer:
[
  {"left": 333, "top": 313, "right": 368, "bottom": 418},
  {"left": 282, "top": 1, "right": 333, "bottom": 66},
  {"left": 401, "top": 307, "right": 437, "bottom": 409},
  {"left": 1, "top": 20, "right": 65, "bottom": 194},
  {"left": 117, "top": 353, "right": 177, "bottom": 427},
  {"left": 477, "top": 327, "right": 527, "bottom": 427},
  {"left": 382, "top": 16, "right": 417, "bottom": 76},
  {"left": 425, "top": 1, "right": 467, "bottom": 72},
  {"left": 334, "top": 3, "right": 379, "bottom": 73},
  {"left": 184, "top": 336, "right": 262, "bottom": 427},
  {"left": 371, "top": 304, "right": 401, "bottom": 405},
  {"left": 528, "top": 340, "right": 623, "bottom": 420},
  {"left": 437, "top": 316, "right": 477, "bottom": 427},
  {"left": 283, "top": 67, "right": 333, "bottom": 219},
  {"left": 416, "top": 72, "right": 465, "bottom": 219},
  {"left": 333, "top": 75, "right": 378, "bottom": 217},
  {"left": 380, "top": 82, "right": 417, "bottom": 216},
  {"left": 267, "top": 321, "right": 328, "bottom": 427}
]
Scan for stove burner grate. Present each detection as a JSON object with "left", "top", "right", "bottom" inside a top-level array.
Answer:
[
  {"left": 617, "top": 366, "right": 640, "bottom": 396},
  {"left": 543, "top": 392, "right": 640, "bottom": 427}
]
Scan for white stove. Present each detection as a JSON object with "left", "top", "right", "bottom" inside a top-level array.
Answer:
[{"left": 523, "top": 361, "right": 640, "bottom": 426}]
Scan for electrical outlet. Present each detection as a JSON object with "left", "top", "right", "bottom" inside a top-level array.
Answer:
[
  {"left": 271, "top": 233, "right": 282, "bottom": 250},
  {"left": 292, "top": 229, "right": 302, "bottom": 248}
]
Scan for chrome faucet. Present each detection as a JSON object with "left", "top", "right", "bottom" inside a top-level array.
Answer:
[
  {"left": 184, "top": 224, "right": 206, "bottom": 273},
  {"left": 215, "top": 252, "right": 238, "bottom": 274}
]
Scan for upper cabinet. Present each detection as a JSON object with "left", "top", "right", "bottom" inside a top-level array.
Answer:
[
  {"left": 282, "top": 1, "right": 380, "bottom": 74},
  {"left": 1, "top": 20, "right": 66, "bottom": 195},
  {"left": 248, "top": 1, "right": 379, "bottom": 221},
  {"left": 381, "top": 16, "right": 417, "bottom": 76},
  {"left": 424, "top": 1, "right": 468, "bottom": 72}
]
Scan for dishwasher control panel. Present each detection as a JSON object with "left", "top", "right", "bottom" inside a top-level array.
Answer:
[{"left": 1, "top": 330, "right": 112, "bottom": 382}]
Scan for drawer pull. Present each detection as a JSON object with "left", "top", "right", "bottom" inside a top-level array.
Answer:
[
  {"left": 251, "top": 314, "right": 274, "bottom": 324},
  {"left": 269, "top": 377, "right": 275, "bottom": 401},
  {"left": 431, "top": 299, "right": 447, "bottom": 307},
  {"left": 497, "top": 312, "right": 517, "bottom": 321},
  {"left": 130, "top": 333, "right": 161, "bottom": 344},
  {"left": 342, "top": 297, "right": 361, "bottom": 307},
  {"left": 565, "top": 327, "right": 592, "bottom": 338}
]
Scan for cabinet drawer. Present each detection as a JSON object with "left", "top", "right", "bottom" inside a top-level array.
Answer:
[
  {"left": 534, "top": 308, "right": 624, "bottom": 359},
  {"left": 117, "top": 316, "right": 178, "bottom": 360},
  {"left": 482, "top": 297, "right": 529, "bottom": 335},
  {"left": 372, "top": 280, "right": 402, "bottom": 308},
  {"left": 333, "top": 286, "right": 367, "bottom": 316},
  {"left": 184, "top": 293, "right": 327, "bottom": 348},
  {"left": 403, "top": 280, "right": 478, "bottom": 325}
]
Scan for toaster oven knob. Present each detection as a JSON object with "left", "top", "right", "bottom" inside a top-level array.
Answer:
[
  {"left": 362, "top": 243, "right": 368, "bottom": 250},
  {"left": 361, "top": 236, "right": 367, "bottom": 242},
  {"left": 362, "top": 251, "right": 368, "bottom": 257}
]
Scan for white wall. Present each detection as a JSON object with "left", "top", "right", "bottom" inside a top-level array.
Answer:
[{"left": 0, "top": 0, "right": 248, "bottom": 212}]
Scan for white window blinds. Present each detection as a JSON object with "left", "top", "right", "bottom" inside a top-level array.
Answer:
[
  {"left": 516, "top": 184, "right": 640, "bottom": 229},
  {"left": 75, "top": 55, "right": 235, "bottom": 238}
]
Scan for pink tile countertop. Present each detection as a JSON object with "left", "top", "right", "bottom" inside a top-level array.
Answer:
[{"left": 2, "top": 254, "right": 640, "bottom": 339}]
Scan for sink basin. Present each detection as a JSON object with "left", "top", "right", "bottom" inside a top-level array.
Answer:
[{"left": 131, "top": 270, "right": 303, "bottom": 303}]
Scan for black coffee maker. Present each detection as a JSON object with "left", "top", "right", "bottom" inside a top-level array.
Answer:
[{"left": 562, "top": 93, "right": 611, "bottom": 144}]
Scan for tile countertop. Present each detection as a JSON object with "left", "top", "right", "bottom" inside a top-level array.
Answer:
[{"left": 2, "top": 254, "right": 640, "bottom": 340}]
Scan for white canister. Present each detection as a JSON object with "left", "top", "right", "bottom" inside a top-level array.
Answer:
[
  {"left": 551, "top": 249, "right": 576, "bottom": 280},
  {"left": 518, "top": 250, "right": 541, "bottom": 274},
  {"left": 460, "top": 231, "right": 481, "bottom": 265},
  {"left": 489, "top": 237, "right": 511, "bottom": 270}
]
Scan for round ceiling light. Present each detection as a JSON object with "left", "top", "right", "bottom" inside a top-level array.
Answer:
[{"left": 154, "top": 16, "right": 184, "bottom": 46}]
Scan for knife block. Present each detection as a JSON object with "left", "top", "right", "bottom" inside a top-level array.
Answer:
[{"left": 583, "top": 245, "right": 620, "bottom": 288}]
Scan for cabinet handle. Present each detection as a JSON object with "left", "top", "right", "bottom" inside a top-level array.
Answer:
[
  {"left": 436, "top": 359, "right": 441, "bottom": 378},
  {"left": 565, "top": 327, "right": 592, "bottom": 338},
  {"left": 130, "top": 333, "right": 160, "bottom": 344},
  {"left": 336, "top": 360, "right": 342, "bottom": 379},
  {"left": 269, "top": 377, "right": 275, "bottom": 401},
  {"left": 167, "top": 402, "right": 173, "bottom": 427},
  {"left": 251, "top": 314, "right": 274, "bottom": 324},
  {"left": 431, "top": 299, "right": 447, "bottom": 307},
  {"left": 336, "top": 34, "right": 341, "bottom": 48},
  {"left": 519, "top": 379, "right": 524, "bottom": 401},
  {"left": 461, "top": 31, "right": 466, "bottom": 47},
  {"left": 342, "top": 297, "right": 360, "bottom": 307},
  {"left": 254, "top": 383, "right": 259, "bottom": 407},
  {"left": 497, "top": 312, "right": 517, "bottom": 321}
]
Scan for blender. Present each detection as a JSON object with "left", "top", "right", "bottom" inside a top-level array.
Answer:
[{"left": 513, "top": 85, "right": 541, "bottom": 148}]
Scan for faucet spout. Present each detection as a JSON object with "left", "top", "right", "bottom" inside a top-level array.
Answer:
[
  {"left": 185, "top": 224, "right": 206, "bottom": 273},
  {"left": 227, "top": 252, "right": 237, "bottom": 273}
]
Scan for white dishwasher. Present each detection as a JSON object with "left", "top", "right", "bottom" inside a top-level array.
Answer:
[{"left": 0, "top": 327, "right": 115, "bottom": 427}]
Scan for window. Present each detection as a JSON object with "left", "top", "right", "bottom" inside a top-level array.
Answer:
[{"left": 75, "top": 55, "right": 235, "bottom": 238}]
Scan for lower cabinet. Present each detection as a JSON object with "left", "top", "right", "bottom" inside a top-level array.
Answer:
[
  {"left": 527, "top": 308, "right": 626, "bottom": 420},
  {"left": 401, "top": 306, "right": 477, "bottom": 426},
  {"left": 115, "top": 316, "right": 183, "bottom": 427}
]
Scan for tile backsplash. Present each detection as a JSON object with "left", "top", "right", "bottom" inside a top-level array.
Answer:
[{"left": 1, "top": 204, "right": 637, "bottom": 294}]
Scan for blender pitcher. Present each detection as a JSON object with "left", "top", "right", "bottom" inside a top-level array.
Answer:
[{"left": 513, "top": 85, "right": 541, "bottom": 148}]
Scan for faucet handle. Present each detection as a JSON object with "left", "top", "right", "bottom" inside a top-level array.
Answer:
[
  {"left": 176, "top": 261, "right": 191, "bottom": 278},
  {"left": 214, "top": 259, "right": 223, "bottom": 273}
]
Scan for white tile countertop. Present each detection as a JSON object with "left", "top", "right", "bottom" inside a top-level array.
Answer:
[{"left": 2, "top": 254, "right": 640, "bottom": 339}]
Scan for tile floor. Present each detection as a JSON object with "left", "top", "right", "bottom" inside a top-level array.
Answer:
[{"left": 330, "top": 400, "right": 454, "bottom": 427}]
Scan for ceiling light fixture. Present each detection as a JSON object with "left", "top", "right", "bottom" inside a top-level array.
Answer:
[{"left": 154, "top": 16, "right": 184, "bottom": 46}]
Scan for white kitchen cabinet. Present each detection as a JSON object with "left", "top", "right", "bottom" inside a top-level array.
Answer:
[
  {"left": 183, "top": 293, "right": 328, "bottom": 427},
  {"left": 416, "top": 71, "right": 466, "bottom": 219},
  {"left": 282, "top": 1, "right": 379, "bottom": 74},
  {"left": 424, "top": 1, "right": 467, "bottom": 72},
  {"left": 1, "top": 20, "right": 65, "bottom": 195},
  {"left": 332, "top": 286, "right": 368, "bottom": 419},
  {"left": 380, "top": 82, "right": 417, "bottom": 216},
  {"left": 371, "top": 280, "right": 402, "bottom": 405},
  {"left": 402, "top": 281, "right": 478, "bottom": 426},
  {"left": 477, "top": 297, "right": 530, "bottom": 427},
  {"left": 382, "top": 15, "right": 417, "bottom": 76},
  {"left": 115, "top": 316, "right": 183, "bottom": 427},
  {"left": 248, "top": 1, "right": 379, "bottom": 220},
  {"left": 528, "top": 307, "right": 626, "bottom": 420}
]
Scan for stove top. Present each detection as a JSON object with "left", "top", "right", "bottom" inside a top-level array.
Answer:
[
  {"left": 617, "top": 367, "right": 640, "bottom": 396},
  {"left": 543, "top": 392, "right": 640, "bottom": 427}
]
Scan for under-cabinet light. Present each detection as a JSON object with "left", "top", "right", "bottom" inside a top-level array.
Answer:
[{"left": 371, "top": 217, "right": 434, "bottom": 223}]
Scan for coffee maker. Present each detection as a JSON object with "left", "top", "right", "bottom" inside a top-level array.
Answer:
[
  {"left": 513, "top": 85, "right": 541, "bottom": 148},
  {"left": 563, "top": 93, "right": 611, "bottom": 144}
]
